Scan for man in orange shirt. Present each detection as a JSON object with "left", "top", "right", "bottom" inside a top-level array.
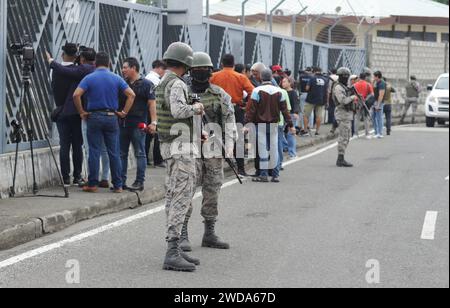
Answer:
[{"left": 211, "top": 54, "right": 255, "bottom": 176}]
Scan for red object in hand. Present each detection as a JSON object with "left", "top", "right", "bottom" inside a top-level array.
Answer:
[{"left": 138, "top": 123, "right": 147, "bottom": 131}]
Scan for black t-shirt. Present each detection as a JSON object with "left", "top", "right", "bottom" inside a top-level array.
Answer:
[
  {"left": 120, "top": 77, "right": 156, "bottom": 128},
  {"left": 306, "top": 75, "right": 328, "bottom": 105},
  {"left": 299, "top": 73, "right": 313, "bottom": 93},
  {"left": 287, "top": 90, "right": 300, "bottom": 114}
]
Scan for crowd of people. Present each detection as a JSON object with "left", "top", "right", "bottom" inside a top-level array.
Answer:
[
  {"left": 47, "top": 42, "right": 417, "bottom": 193},
  {"left": 46, "top": 41, "right": 420, "bottom": 272}
]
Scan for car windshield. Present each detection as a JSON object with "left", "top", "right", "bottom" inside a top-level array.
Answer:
[{"left": 435, "top": 77, "right": 449, "bottom": 90}]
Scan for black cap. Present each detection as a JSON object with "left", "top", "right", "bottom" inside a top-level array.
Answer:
[{"left": 62, "top": 43, "right": 78, "bottom": 57}]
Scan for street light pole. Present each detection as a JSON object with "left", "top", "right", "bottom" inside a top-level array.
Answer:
[{"left": 292, "top": 6, "right": 308, "bottom": 37}]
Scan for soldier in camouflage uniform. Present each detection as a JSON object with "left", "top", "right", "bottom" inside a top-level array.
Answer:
[
  {"left": 156, "top": 42, "right": 205, "bottom": 272},
  {"left": 333, "top": 67, "right": 358, "bottom": 168},
  {"left": 179, "top": 52, "right": 237, "bottom": 253}
]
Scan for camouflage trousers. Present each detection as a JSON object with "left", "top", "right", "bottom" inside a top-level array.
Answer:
[
  {"left": 337, "top": 119, "right": 352, "bottom": 155},
  {"left": 165, "top": 155, "right": 197, "bottom": 242},
  {"left": 186, "top": 158, "right": 224, "bottom": 221}
]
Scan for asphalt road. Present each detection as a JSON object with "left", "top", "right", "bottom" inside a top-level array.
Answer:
[{"left": 0, "top": 125, "right": 448, "bottom": 288}]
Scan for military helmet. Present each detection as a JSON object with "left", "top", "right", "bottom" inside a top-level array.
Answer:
[
  {"left": 191, "top": 52, "right": 213, "bottom": 68},
  {"left": 163, "top": 42, "right": 194, "bottom": 68},
  {"left": 337, "top": 67, "right": 351, "bottom": 76}
]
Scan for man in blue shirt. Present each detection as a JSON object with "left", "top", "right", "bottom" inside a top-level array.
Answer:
[
  {"left": 304, "top": 67, "right": 329, "bottom": 136},
  {"left": 73, "top": 52, "right": 136, "bottom": 193},
  {"left": 119, "top": 57, "right": 157, "bottom": 191}
]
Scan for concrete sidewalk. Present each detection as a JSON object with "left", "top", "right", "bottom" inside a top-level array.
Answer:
[{"left": 0, "top": 119, "right": 421, "bottom": 250}]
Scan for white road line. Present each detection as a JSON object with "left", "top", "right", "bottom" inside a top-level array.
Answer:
[
  {"left": 0, "top": 132, "right": 369, "bottom": 270},
  {"left": 395, "top": 127, "right": 449, "bottom": 133},
  {"left": 421, "top": 211, "right": 439, "bottom": 240}
]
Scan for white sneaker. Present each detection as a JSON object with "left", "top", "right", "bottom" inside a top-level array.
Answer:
[
  {"left": 377, "top": 135, "right": 384, "bottom": 139},
  {"left": 365, "top": 135, "right": 373, "bottom": 140}
]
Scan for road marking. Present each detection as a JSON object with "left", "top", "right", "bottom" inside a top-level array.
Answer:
[
  {"left": 0, "top": 130, "right": 380, "bottom": 270},
  {"left": 394, "top": 127, "right": 449, "bottom": 133},
  {"left": 445, "top": 176, "right": 449, "bottom": 181},
  {"left": 421, "top": 211, "right": 439, "bottom": 240}
]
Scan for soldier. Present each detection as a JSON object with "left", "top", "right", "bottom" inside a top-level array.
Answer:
[
  {"left": 332, "top": 67, "right": 358, "bottom": 168},
  {"left": 156, "top": 42, "right": 204, "bottom": 272},
  {"left": 179, "top": 52, "right": 237, "bottom": 253}
]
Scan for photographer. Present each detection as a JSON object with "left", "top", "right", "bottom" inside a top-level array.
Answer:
[
  {"left": 46, "top": 43, "right": 87, "bottom": 186},
  {"left": 46, "top": 46, "right": 109, "bottom": 188}
]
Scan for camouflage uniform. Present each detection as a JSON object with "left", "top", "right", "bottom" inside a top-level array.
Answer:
[
  {"left": 157, "top": 71, "right": 199, "bottom": 242},
  {"left": 185, "top": 84, "right": 236, "bottom": 221},
  {"left": 333, "top": 83, "right": 354, "bottom": 156}
]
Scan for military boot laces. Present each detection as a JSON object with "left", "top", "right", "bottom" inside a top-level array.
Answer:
[
  {"left": 202, "top": 220, "right": 230, "bottom": 249},
  {"left": 179, "top": 220, "right": 192, "bottom": 252},
  {"left": 337, "top": 155, "right": 354, "bottom": 168},
  {"left": 163, "top": 240, "right": 196, "bottom": 272}
]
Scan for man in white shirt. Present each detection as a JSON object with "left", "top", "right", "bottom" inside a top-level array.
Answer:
[{"left": 145, "top": 60, "right": 167, "bottom": 87}]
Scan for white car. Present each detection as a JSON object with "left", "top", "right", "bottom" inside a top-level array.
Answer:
[{"left": 425, "top": 73, "right": 449, "bottom": 127}]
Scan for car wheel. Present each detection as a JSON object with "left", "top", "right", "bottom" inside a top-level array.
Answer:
[
  {"left": 437, "top": 119, "right": 447, "bottom": 125},
  {"left": 426, "top": 117, "right": 436, "bottom": 128}
]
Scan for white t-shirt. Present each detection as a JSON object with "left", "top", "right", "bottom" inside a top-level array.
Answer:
[{"left": 145, "top": 70, "right": 161, "bottom": 87}]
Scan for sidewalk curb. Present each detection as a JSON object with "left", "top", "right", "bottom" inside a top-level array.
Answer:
[{"left": 0, "top": 117, "right": 424, "bottom": 251}]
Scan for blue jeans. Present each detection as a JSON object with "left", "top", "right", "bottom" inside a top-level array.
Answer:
[
  {"left": 87, "top": 113, "right": 122, "bottom": 189},
  {"left": 286, "top": 129, "right": 297, "bottom": 158},
  {"left": 82, "top": 120, "right": 110, "bottom": 181},
  {"left": 278, "top": 126, "right": 285, "bottom": 171},
  {"left": 257, "top": 124, "right": 279, "bottom": 178},
  {"left": 120, "top": 126, "right": 147, "bottom": 185},
  {"left": 372, "top": 103, "right": 385, "bottom": 136}
]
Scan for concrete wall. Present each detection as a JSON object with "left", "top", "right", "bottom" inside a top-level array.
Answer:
[{"left": 368, "top": 36, "right": 448, "bottom": 81}]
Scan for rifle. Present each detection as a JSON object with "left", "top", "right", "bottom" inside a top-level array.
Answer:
[
  {"left": 349, "top": 86, "right": 374, "bottom": 126},
  {"left": 191, "top": 94, "right": 244, "bottom": 185}
]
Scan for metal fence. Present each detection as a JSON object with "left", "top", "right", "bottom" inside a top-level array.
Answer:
[{"left": 0, "top": 0, "right": 366, "bottom": 154}]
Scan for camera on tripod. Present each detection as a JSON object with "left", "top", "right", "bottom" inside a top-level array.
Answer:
[{"left": 10, "top": 34, "right": 35, "bottom": 75}]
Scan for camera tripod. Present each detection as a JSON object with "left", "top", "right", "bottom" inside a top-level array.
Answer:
[{"left": 9, "top": 68, "right": 69, "bottom": 199}]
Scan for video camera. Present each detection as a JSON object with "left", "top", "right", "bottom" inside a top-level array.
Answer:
[{"left": 10, "top": 34, "right": 35, "bottom": 76}]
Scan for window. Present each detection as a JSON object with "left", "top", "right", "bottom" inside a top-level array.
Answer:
[
  {"left": 442, "top": 33, "right": 449, "bottom": 43},
  {"left": 377, "top": 30, "right": 437, "bottom": 42}
]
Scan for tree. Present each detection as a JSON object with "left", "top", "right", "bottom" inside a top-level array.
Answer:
[{"left": 433, "top": 0, "right": 449, "bottom": 5}]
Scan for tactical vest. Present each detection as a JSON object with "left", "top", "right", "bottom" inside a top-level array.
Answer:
[
  {"left": 333, "top": 82, "right": 356, "bottom": 113},
  {"left": 406, "top": 81, "right": 419, "bottom": 98},
  {"left": 188, "top": 85, "right": 224, "bottom": 128},
  {"left": 156, "top": 72, "right": 192, "bottom": 143}
]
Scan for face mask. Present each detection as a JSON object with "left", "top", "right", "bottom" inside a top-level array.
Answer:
[
  {"left": 191, "top": 69, "right": 212, "bottom": 83},
  {"left": 339, "top": 76, "right": 349, "bottom": 86}
]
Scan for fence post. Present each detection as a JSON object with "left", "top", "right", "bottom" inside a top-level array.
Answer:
[
  {"left": 95, "top": 0, "right": 100, "bottom": 51},
  {"left": 445, "top": 42, "right": 449, "bottom": 73},
  {"left": 406, "top": 37, "right": 412, "bottom": 80},
  {"left": 0, "top": 0, "right": 7, "bottom": 154},
  {"left": 365, "top": 34, "right": 372, "bottom": 69}
]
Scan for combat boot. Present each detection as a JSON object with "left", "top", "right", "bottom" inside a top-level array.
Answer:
[
  {"left": 202, "top": 220, "right": 230, "bottom": 249},
  {"left": 336, "top": 154, "right": 353, "bottom": 168},
  {"left": 163, "top": 240, "right": 196, "bottom": 272},
  {"left": 179, "top": 220, "right": 192, "bottom": 252},
  {"left": 180, "top": 251, "right": 200, "bottom": 266}
]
